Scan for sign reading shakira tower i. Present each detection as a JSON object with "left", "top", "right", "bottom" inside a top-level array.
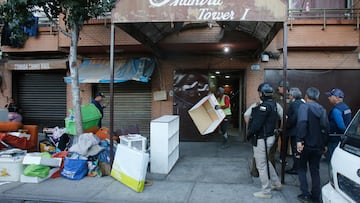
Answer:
[{"left": 112, "top": 0, "right": 287, "bottom": 23}]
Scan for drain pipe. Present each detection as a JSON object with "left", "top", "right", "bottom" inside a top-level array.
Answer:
[{"left": 280, "top": 21, "right": 288, "bottom": 184}]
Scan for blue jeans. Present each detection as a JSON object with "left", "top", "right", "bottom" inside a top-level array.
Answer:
[{"left": 297, "top": 147, "right": 322, "bottom": 201}]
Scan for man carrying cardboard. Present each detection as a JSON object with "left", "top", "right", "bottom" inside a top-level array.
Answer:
[{"left": 215, "top": 87, "right": 232, "bottom": 149}]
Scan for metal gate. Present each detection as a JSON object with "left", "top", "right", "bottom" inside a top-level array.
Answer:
[
  {"left": 13, "top": 71, "right": 67, "bottom": 129},
  {"left": 97, "top": 81, "right": 152, "bottom": 137},
  {"left": 264, "top": 69, "right": 360, "bottom": 114}
]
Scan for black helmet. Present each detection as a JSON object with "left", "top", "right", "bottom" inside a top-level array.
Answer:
[
  {"left": 258, "top": 83, "right": 274, "bottom": 98},
  {"left": 278, "top": 80, "right": 290, "bottom": 89}
]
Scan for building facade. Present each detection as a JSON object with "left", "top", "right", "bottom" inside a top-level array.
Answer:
[{"left": 0, "top": 0, "right": 359, "bottom": 141}]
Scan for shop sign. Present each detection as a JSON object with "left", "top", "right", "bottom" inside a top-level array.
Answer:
[
  {"left": 13, "top": 63, "right": 50, "bottom": 70},
  {"left": 112, "top": 0, "right": 286, "bottom": 23}
]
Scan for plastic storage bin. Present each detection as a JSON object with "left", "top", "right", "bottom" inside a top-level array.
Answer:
[
  {"left": 119, "top": 134, "right": 147, "bottom": 152},
  {"left": 65, "top": 104, "right": 102, "bottom": 135},
  {"left": 0, "top": 156, "right": 25, "bottom": 182}
]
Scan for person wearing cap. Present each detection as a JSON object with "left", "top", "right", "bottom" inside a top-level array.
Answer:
[
  {"left": 270, "top": 80, "right": 290, "bottom": 167},
  {"left": 215, "top": 86, "right": 232, "bottom": 149},
  {"left": 91, "top": 92, "right": 106, "bottom": 128},
  {"left": 325, "top": 88, "right": 352, "bottom": 162},
  {"left": 275, "top": 80, "right": 290, "bottom": 106}
]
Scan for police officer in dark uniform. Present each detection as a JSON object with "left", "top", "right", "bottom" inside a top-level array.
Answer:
[
  {"left": 272, "top": 80, "right": 290, "bottom": 167},
  {"left": 325, "top": 88, "right": 352, "bottom": 162},
  {"left": 247, "top": 83, "right": 282, "bottom": 199}
]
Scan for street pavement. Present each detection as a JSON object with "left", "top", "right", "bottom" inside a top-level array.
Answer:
[{"left": 0, "top": 135, "right": 330, "bottom": 203}]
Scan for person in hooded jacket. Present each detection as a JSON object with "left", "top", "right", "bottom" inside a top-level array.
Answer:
[
  {"left": 285, "top": 87, "right": 305, "bottom": 175},
  {"left": 296, "top": 87, "right": 329, "bottom": 203}
]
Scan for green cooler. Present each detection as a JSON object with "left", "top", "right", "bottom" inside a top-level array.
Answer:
[{"left": 65, "top": 104, "right": 102, "bottom": 135}]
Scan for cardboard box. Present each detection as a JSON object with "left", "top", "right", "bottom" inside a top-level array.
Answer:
[
  {"left": 0, "top": 156, "right": 25, "bottom": 182},
  {"left": 20, "top": 167, "right": 59, "bottom": 183},
  {"left": 39, "top": 143, "right": 56, "bottom": 153},
  {"left": 111, "top": 144, "right": 149, "bottom": 192},
  {"left": 23, "top": 153, "right": 62, "bottom": 167},
  {"left": 188, "top": 94, "right": 225, "bottom": 135}
]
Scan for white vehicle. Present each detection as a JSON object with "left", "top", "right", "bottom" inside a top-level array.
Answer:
[{"left": 322, "top": 109, "right": 360, "bottom": 203}]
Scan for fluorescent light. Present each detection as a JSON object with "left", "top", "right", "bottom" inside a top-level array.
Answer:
[
  {"left": 215, "top": 71, "right": 220, "bottom": 74},
  {"left": 225, "top": 75, "right": 230, "bottom": 78},
  {"left": 223, "top": 46, "right": 230, "bottom": 53}
]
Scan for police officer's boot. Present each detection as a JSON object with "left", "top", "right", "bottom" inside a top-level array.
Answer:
[{"left": 250, "top": 158, "right": 259, "bottom": 177}]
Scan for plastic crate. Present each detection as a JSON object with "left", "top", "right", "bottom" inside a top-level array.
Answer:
[
  {"left": 65, "top": 104, "right": 102, "bottom": 135},
  {"left": 120, "top": 134, "right": 147, "bottom": 152},
  {"left": 0, "top": 156, "right": 25, "bottom": 182}
]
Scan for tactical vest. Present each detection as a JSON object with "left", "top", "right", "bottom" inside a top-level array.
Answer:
[
  {"left": 329, "top": 102, "right": 352, "bottom": 134},
  {"left": 261, "top": 100, "right": 278, "bottom": 137},
  {"left": 248, "top": 99, "right": 277, "bottom": 139}
]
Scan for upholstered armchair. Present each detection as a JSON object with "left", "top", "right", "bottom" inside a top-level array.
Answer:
[{"left": 0, "top": 122, "right": 38, "bottom": 152}]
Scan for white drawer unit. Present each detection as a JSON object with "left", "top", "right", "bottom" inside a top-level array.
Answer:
[{"left": 150, "top": 115, "right": 179, "bottom": 174}]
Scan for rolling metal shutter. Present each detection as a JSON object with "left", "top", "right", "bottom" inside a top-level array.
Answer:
[
  {"left": 14, "top": 71, "right": 67, "bottom": 129},
  {"left": 97, "top": 81, "right": 152, "bottom": 137}
]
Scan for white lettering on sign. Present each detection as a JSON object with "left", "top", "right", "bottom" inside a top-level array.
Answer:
[
  {"left": 150, "top": 0, "right": 223, "bottom": 7},
  {"left": 148, "top": 0, "right": 251, "bottom": 21},
  {"left": 240, "top": 8, "right": 250, "bottom": 20},
  {"left": 14, "top": 63, "right": 50, "bottom": 70},
  {"left": 199, "top": 8, "right": 234, "bottom": 20}
]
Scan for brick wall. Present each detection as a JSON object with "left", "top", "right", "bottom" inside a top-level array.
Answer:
[{"left": 59, "top": 24, "right": 140, "bottom": 47}]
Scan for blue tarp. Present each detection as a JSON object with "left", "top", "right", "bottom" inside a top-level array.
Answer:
[{"left": 64, "top": 58, "right": 155, "bottom": 83}]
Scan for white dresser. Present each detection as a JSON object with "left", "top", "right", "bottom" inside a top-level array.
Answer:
[{"left": 150, "top": 115, "right": 179, "bottom": 174}]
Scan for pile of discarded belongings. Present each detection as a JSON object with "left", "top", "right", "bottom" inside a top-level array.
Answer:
[
  {"left": 0, "top": 103, "right": 151, "bottom": 193},
  {"left": 0, "top": 130, "right": 117, "bottom": 183},
  {"left": 0, "top": 126, "right": 150, "bottom": 191}
]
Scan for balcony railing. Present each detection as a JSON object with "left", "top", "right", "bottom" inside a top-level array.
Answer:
[
  {"left": 37, "top": 16, "right": 59, "bottom": 35},
  {"left": 288, "top": 8, "right": 360, "bottom": 30}
]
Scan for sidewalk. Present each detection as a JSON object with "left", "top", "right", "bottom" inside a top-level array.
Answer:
[{"left": 0, "top": 139, "right": 330, "bottom": 203}]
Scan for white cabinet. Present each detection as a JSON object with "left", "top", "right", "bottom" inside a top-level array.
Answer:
[{"left": 150, "top": 115, "right": 179, "bottom": 174}]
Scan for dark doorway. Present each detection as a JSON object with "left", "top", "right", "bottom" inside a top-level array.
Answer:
[{"left": 173, "top": 69, "right": 244, "bottom": 141}]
